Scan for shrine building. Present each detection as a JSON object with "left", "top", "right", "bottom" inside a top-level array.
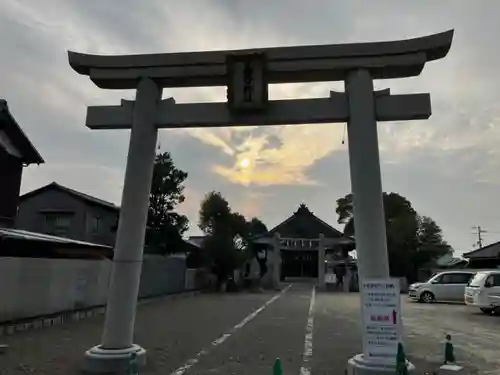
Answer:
[{"left": 252, "top": 204, "right": 356, "bottom": 280}]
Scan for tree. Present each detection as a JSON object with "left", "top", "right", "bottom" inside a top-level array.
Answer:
[
  {"left": 335, "top": 192, "right": 451, "bottom": 281},
  {"left": 413, "top": 215, "right": 452, "bottom": 266},
  {"left": 231, "top": 212, "right": 249, "bottom": 251},
  {"left": 337, "top": 193, "right": 417, "bottom": 238},
  {"left": 246, "top": 218, "right": 269, "bottom": 278},
  {"left": 248, "top": 218, "right": 268, "bottom": 237},
  {"left": 199, "top": 191, "right": 232, "bottom": 235},
  {"left": 145, "top": 152, "right": 189, "bottom": 254},
  {"left": 198, "top": 192, "right": 244, "bottom": 285},
  {"left": 336, "top": 194, "right": 355, "bottom": 227},
  {"left": 198, "top": 192, "right": 271, "bottom": 286}
]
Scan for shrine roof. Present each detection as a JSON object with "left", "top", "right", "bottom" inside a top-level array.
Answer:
[{"left": 255, "top": 204, "right": 352, "bottom": 241}]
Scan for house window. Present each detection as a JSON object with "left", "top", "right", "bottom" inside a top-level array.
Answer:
[
  {"left": 44, "top": 213, "right": 73, "bottom": 236},
  {"left": 90, "top": 216, "right": 100, "bottom": 233}
]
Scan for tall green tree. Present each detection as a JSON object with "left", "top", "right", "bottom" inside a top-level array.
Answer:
[
  {"left": 335, "top": 192, "right": 451, "bottom": 281},
  {"left": 248, "top": 218, "right": 268, "bottom": 237},
  {"left": 231, "top": 212, "right": 249, "bottom": 251},
  {"left": 199, "top": 192, "right": 245, "bottom": 284},
  {"left": 413, "top": 215, "right": 452, "bottom": 265},
  {"left": 145, "top": 152, "right": 189, "bottom": 254},
  {"left": 199, "top": 191, "right": 232, "bottom": 235},
  {"left": 247, "top": 218, "right": 269, "bottom": 277},
  {"left": 198, "top": 192, "right": 271, "bottom": 284}
]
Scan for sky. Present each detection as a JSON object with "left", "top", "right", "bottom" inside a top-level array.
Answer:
[{"left": 2, "top": 0, "right": 500, "bottom": 255}]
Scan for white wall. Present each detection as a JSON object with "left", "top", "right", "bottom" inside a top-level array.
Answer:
[
  {"left": 185, "top": 269, "right": 197, "bottom": 290},
  {"left": 0, "top": 255, "right": 111, "bottom": 322},
  {"left": 0, "top": 253, "right": 192, "bottom": 323},
  {"left": 139, "top": 255, "right": 186, "bottom": 297}
]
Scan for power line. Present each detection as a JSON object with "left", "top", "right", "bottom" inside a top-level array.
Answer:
[
  {"left": 471, "top": 225, "right": 487, "bottom": 248},
  {"left": 475, "top": 215, "right": 500, "bottom": 221}
]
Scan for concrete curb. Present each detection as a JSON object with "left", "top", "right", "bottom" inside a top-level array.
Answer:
[{"left": 0, "top": 289, "right": 201, "bottom": 338}]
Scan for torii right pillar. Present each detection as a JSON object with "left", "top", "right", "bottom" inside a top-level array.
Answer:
[
  {"left": 341, "top": 31, "right": 454, "bottom": 375},
  {"left": 345, "top": 70, "right": 408, "bottom": 374}
]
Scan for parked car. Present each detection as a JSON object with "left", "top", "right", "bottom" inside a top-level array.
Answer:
[
  {"left": 408, "top": 271, "right": 476, "bottom": 303},
  {"left": 464, "top": 270, "right": 500, "bottom": 314}
]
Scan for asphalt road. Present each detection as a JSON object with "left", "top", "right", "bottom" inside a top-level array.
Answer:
[{"left": 1, "top": 283, "right": 498, "bottom": 375}]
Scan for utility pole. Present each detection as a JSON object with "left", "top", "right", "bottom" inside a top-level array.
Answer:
[{"left": 472, "top": 225, "right": 487, "bottom": 248}]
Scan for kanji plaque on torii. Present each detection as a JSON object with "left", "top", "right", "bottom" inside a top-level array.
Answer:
[
  {"left": 68, "top": 29, "right": 453, "bottom": 375},
  {"left": 226, "top": 53, "right": 268, "bottom": 113}
]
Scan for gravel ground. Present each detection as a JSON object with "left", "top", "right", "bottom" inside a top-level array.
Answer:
[
  {"left": 181, "top": 283, "right": 312, "bottom": 375},
  {"left": 314, "top": 291, "right": 500, "bottom": 375},
  {"left": 402, "top": 300, "right": 500, "bottom": 374},
  {"left": 0, "top": 292, "right": 273, "bottom": 375},
  {"left": 1, "top": 284, "right": 499, "bottom": 375}
]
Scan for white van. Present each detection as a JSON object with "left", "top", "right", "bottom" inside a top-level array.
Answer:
[
  {"left": 408, "top": 271, "right": 476, "bottom": 303},
  {"left": 464, "top": 270, "right": 500, "bottom": 314}
]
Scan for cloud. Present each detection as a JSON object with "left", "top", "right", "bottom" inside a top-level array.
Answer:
[{"left": 3, "top": 0, "right": 500, "bottom": 254}]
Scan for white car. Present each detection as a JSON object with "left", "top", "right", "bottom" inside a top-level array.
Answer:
[
  {"left": 464, "top": 270, "right": 500, "bottom": 315},
  {"left": 408, "top": 271, "right": 476, "bottom": 303}
]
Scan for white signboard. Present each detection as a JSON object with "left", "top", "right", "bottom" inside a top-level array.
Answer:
[{"left": 360, "top": 279, "right": 402, "bottom": 359}]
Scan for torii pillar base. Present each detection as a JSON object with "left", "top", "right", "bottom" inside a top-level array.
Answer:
[
  {"left": 347, "top": 354, "right": 415, "bottom": 375},
  {"left": 83, "top": 345, "right": 146, "bottom": 374}
]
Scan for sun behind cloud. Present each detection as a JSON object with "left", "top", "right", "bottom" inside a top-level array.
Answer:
[
  {"left": 204, "top": 123, "right": 343, "bottom": 186},
  {"left": 239, "top": 158, "right": 250, "bottom": 168}
]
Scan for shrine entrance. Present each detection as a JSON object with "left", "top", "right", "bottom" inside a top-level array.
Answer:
[
  {"left": 251, "top": 204, "right": 355, "bottom": 283},
  {"left": 281, "top": 250, "right": 318, "bottom": 278}
]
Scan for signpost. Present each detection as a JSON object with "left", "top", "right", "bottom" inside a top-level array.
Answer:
[{"left": 360, "top": 279, "right": 402, "bottom": 360}]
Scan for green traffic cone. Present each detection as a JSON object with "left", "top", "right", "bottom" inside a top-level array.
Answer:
[
  {"left": 273, "top": 357, "right": 283, "bottom": 375},
  {"left": 395, "top": 343, "right": 408, "bottom": 375},
  {"left": 129, "top": 352, "right": 139, "bottom": 375},
  {"left": 444, "top": 334, "right": 456, "bottom": 364}
]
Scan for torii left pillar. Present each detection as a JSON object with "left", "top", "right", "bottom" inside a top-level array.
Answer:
[
  {"left": 318, "top": 234, "right": 326, "bottom": 290},
  {"left": 272, "top": 233, "right": 281, "bottom": 290},
  {"left": 84, "top": 78, "right": 162, "bottom": 373}
]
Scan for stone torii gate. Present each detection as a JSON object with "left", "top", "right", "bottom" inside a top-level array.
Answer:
[
  {"left": 270, "top": 233, "right": 353, "bottom": 290},
  {"left": 68, "top": 30, "right": 453, "bottom": 374}
]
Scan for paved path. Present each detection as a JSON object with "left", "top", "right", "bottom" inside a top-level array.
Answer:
[{"left": 1, "top": 283, "right": 499, "bottom": 374}]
